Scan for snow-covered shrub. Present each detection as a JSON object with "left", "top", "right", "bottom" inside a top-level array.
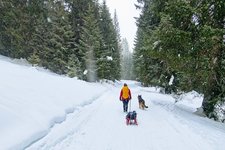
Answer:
[{"left": 213, "top": 100, "right": 225, "bottom": 122}]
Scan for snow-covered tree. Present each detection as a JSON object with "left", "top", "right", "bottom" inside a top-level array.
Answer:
[{"left": 121, "top": 38, "right": 133, "bottom": 80}]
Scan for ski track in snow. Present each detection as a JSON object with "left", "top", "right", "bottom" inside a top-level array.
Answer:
[
  {"left": 25, "top": 91, "right": 108, "bottom": 150},
  {"left": 26, "top": 86, "right": 225, "bottom": 150}
]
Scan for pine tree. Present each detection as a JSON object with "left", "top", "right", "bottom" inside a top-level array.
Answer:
[
  {"left": 113, "top": 10, "right": 122, "bottom": 80},
  {"left": 64, "top": 0, "right": 90, "bottom": 78},
  {"left": 78, "top": 2, "right": 102, "bottom": 82},
  {"left": 134, "top": 0, "right": 225, "bottom": 119},
  {"left": 67, "top": 54, "right": 82, "bottom": 78},
  {"left": 133, "top": 0, "right": 169, "bottom": 87},
  {"left": 0, "top": 1, "right": 14, "bottom": 56},
  {"left": 113, "top": 10, "right": 121, "bottom": 50},
  {"left": 99, "top": 0, "right": 121, "bottom": 81},
  {"left": 157, "top": 0, "right": 225, "bottom": 116},
  {"left": 154, "top": 0, "right": 195, "bottom": 92},
  {"left": 46, "top": 0, "right": 70, "bottom": 74},
  {"left": 27, "top": 0, "right": 69, "bottom": 74},
  {"left": 198, "top": 0, "right": 225, "bottom": 118},
  {"left": 0, "top": 0, "right": 30, "bottom": 58},
  {"left": 121, "top": 38, "right": 133, "bottom": 80}
]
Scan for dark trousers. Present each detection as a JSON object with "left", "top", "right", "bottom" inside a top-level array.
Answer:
[{"left": 122, "top": 99, "right": 129, "bottom": 112}]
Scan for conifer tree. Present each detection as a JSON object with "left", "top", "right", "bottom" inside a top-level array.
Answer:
[
  {"left": 28, "top": 0, "right": 70, "bottom": 74},
  {"left": 113, "top": 10, "right": 121, "bottom": 50},
  {"left": 0, "top": 0, "right": 121, "bottom": 82},
  {"left": 197, "top": 0, "right": 225, "bottom": 118},
  {"left": 134, "top": 0, "right": 225, "bottom": 119},
  {"left": 0, "top": 0, "right": 31, "bottom": 58},
  {"left": 78, "top": 2, "right": 102, "bottom": 82},
  {"left": 66, "top": 0, "right": 91, "bottom": 79},
  {"left": 133, "top": 0, "right": 169, "bottom": 87},
  {"left": 121, "top": 38, "right": 133, "bottom": 80},
  {"left": 99, "top": 0, "right": 121, "bottom": 81},
  {"left": 0, "top": 1, "right": 15, "bottom": 56}
]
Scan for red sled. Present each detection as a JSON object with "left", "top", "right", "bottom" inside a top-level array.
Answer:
[{"left": 126, "top": 111, "right": 138, "bottom": 125}]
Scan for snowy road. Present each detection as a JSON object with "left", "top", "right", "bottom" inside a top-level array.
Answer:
[
  {"left": 1, "top": 56, "right": 224, "bottom": 150},
  {"left": 26, "top": 85, "right": 225, "bottom": 150}
]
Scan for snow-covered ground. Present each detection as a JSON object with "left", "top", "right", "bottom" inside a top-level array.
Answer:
[{"left": 0, "top": 55, "right": 225, "bottom": 150}]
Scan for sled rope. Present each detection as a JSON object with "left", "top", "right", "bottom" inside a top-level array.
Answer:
[{"left": 129, "top": 98, "right": 131, "bottom": 112}]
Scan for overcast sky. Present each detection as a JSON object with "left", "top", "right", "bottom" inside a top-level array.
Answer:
[{"left": 101, "top": 0, "right": 140, "bottom": 52}]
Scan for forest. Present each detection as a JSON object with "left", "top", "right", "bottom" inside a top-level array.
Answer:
[
  {"left": 133, "top": 0, "right": 225, "bottom": 121},
  {"left": 0, "top": 0, "right": 122, "bottom": 82},
  {"left": 0, "top": 0, "right": 224, "bottom": 121}
]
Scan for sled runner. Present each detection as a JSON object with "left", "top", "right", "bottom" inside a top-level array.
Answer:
[{"left": 126, "top": 111, "right": 138, "bottom": 125}]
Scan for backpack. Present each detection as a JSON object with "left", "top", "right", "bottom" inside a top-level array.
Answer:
[{"left": 126, "top": 111, "right": 137, "bottom": 120}]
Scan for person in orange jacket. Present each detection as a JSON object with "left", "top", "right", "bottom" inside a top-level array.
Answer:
[{"left": 119, "top": 83, "right": 132, "bottom": 112}]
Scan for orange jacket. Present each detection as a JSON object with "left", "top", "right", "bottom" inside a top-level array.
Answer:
[{"left": 120, "top": 86, "right": 131, "bottom": 100}]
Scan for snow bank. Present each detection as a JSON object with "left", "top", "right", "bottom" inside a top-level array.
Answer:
[
  {"left": 137, "top": 87, "right": 204, "bottom": 113},
  {"left": 0, "top": 56, "right": 107, "bottom": 150},
  {"left": 175, "top": 91, "right": 203, "bottom": 112}
]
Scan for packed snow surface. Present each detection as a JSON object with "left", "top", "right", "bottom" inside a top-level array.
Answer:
[{"left": 0, "top": 55, "right": 225, "bottom": 150}]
